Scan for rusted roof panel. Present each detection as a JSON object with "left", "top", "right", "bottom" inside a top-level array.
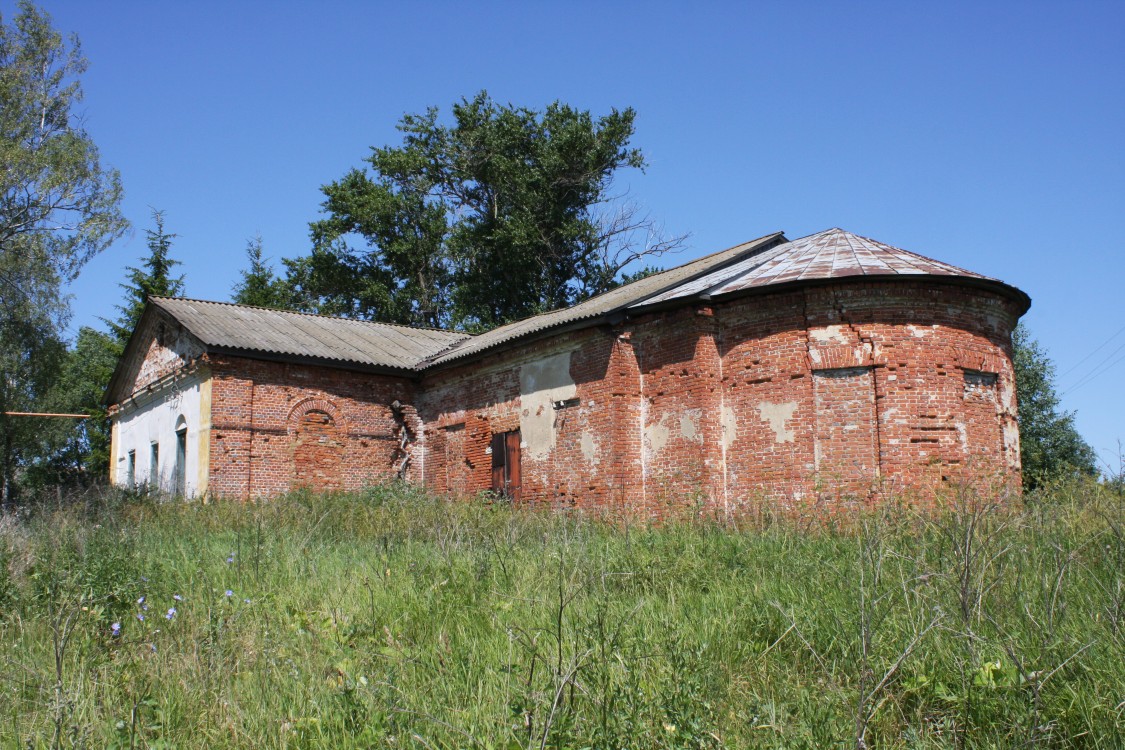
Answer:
[
  {"left": 424, "top": 232, "right": 786, "bottom": 366},
  {"left": 635, "top": 228, "right": 999, "bottom": 306},
  {"left": 149, "top": 297, "right": 469, "bottom": 371}
]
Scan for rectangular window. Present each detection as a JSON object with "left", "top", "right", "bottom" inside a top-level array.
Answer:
[
  {"left": 149, "top": 442, "right": 159, "bottom": 489},
  {"left": 175, "top": 428, "right": 187, "bottom": 496},
  {"left": 963, "top": 369, "right": 998, "bottom": 397},
  {"left": 126, "top": 450, "right": 136, "bottom": 489},
  {"left": 490, "top": 430, "right": 522, "bottom": 500}
]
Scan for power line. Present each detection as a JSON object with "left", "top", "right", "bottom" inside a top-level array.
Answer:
[
  {"left": 1058, "top": 322, "right": 1125, "bottom": 379},
  {"left": 1062, "top": 339, "right": 1125, "bottom": 395}
]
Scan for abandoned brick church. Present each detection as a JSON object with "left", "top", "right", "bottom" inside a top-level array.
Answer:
[{"left": 105, "top": 228, "right": 1030, "bottom": 512}]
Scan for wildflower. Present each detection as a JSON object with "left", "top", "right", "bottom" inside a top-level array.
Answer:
[
  {"left": 226, "top": 554, "right": 235, "bottom": 564},
  {"left": 111, "top": 622, "right": 121, "bottom": 637},
  {"left": 165, "top": 608, "right": 176, "bottom": 620},
  {"left": 224, "top": 590, "right": 234, "bottom": 598},
  {"left": 150, "top": 643, "right": 157, "bottom": 653},
  {"left": 243, "top": 598, "right": 251, "bottom": 604},
  {"left": 137, "top": 596, "right": 145, "bottom": 605},
  {"left": 141, "top": 576, "right": 149, "bottom": 582},
  {"left": 172, "top": 594, "right": 183, "bottom": 602},
  {"left": 137, "top": 613, "right": 145, "bottom": 621}
]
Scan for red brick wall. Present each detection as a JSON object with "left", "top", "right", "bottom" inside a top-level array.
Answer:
[
  {"left": 206, "top": 356, "right": 419, "bottom": 499},
  {"left": 138, "top": 277, "right": 1022, "bottom": 510},
  {"left": 418, "top": 279, "right": 1022, "bottom": 514}
]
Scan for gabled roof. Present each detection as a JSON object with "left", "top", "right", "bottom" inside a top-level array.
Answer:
[
  {"left": 107, "top": 227, "right": 1030, "bottom": 403},
  {"left": 635, "top": 228, "right": 1029, "bottom": 309},
  {"left": 424, "top": 231, "right": 786, "bottom": 365},
  {"left": 145, "top": 297, "right": 470, "bottom": 371}
]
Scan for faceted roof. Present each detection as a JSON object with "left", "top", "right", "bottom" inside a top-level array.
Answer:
[{"left": 635, "top": 228, "right": 1016, "bottom": 306}]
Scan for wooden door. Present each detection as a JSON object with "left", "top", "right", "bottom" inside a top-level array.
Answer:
[{"left": 490, "top": 430, "right": 521, "bottom": 499}]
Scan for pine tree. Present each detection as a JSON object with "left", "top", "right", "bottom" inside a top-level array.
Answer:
[
  {"left": 1012, "top": 324, "right": 1098, "bottom": 488},
  {"left": 232, "top": 234, "right": 290, "bottom": 308},
  {"left": 108, "top": 209, "right": 184, "bottom": 347}
]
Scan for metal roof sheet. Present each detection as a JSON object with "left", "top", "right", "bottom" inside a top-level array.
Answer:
[
  {"left": 149, "top": 297, "right": 469, "bottom": 371},
  {"left": 634, "top": 228, "right": 1004, "bottom": 306},
  {"left": 423, "top": 232, "right": 786, "bottom": 366}
]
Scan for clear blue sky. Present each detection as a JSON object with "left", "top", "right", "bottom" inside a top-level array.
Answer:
[{"left": 23, "top": 0, "right": 1125, "bottom": 471}]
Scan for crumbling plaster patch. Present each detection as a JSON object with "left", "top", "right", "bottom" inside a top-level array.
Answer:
[
  {"left": 756, "top": 401, "right": 798, "bottom": 444},
  {"left": 645, "top": 414, "right": 672, "bottom": 455},
  {"left": 721, "top": 406, "right": 737, "bottom": 451},
  {"left": 519, "top": 351, "right": 577, "bottom": 461},
  {"left": 679, "top": 409, "right": 703, "bottom": 444},
  {"left": 808, "top": 324, "right": 850, "bottom": 344},
  {"left": 580, "top": 431, "right": 599, "bottom": 465}
]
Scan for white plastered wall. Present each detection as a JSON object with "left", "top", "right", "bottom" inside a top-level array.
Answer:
[{"left": 112, "top": 373, "right": 206, "bottom": 497}]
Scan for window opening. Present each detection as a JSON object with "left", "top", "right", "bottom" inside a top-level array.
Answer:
[
  {"left": 149, "top": 442, "right": 159, "bottom": 489},
  {"left": 126, "top": 450, "right": 136, "bottom": 489},
  {"left": 175, "top": 426, "right": 187, "bottom": 495},
  {"left": 963, "top": 369, "right": 998, "bottom": 397}
]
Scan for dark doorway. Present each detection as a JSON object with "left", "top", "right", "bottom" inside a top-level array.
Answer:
[
  {"left": 490, "top": 430, "right": 521, "bottom": 500},
  {"left": 174, "top": 427, "right": 187, "bottom": 495}
]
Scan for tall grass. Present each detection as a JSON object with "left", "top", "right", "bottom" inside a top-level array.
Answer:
[{"left": 1, "top": 480, "right": 1122, "bottom": 748}]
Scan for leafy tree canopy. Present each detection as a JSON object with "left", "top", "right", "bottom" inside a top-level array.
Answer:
[
  {"left": 1012, "top": 323, "right": 1099, "bottom": 489},
  {"left": 0, "top": 2, "right": 125, "bottom": 504},
  {"left": 0, "top": 1, "right": 126, "bottom": 285},
  {"left": 286, "top": 91, "right": 684, "bottom": 330}
]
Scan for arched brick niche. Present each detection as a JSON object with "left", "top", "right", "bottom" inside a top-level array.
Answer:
[{"left": 287, "top": 398, "right": 346, "bottom": 491}]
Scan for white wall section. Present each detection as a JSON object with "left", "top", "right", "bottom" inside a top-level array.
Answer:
[{"left": 112, "top": 373, "right": 206, "bottom": 497}]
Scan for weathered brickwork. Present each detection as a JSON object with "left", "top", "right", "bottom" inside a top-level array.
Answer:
[
  {"left": 416, "top": 279, "right": 1021, "bottom": 515},
  {"left": 205, "top": 356, "right": 419, "bottom": 499},
  {"left": 113, "top": 276, "right": 1022, "bottom": 511}
]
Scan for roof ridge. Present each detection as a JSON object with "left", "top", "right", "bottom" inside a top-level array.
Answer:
[{"left": 149, "top": 296, "right": 471, "bottom": 337}]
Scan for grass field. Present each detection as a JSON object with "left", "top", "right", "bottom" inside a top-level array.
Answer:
[{"left": 1, "top": 481, "right": 1123, "bottom": 748}]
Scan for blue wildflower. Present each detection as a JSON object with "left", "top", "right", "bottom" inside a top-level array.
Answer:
[
  {"left": 224, "top": 590, "right": 234, "bottom": 598},
  {"left": 111, "top": 622, "right": 121, "bottom": 637},
  {"left": 137, "top": 596, "right": 145, "bottom": 605},
  {"left": 172, "top": 594, "right": 183, "bottom": 602},
  {"left": 165, "top": 607, "right": 176, "bottom": 620},
  {"left": 137, "top": 613, "right": 144, "bottom": 621},
  {"left": 226, "top": 554, "right": 235, "bottom": 564}
]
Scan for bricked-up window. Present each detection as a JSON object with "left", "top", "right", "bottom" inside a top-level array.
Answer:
[
  {"left": 812, "top": 367, "right": 878, "bottom": 489},
  {"left": 963, "top": 369, "right": 998, "bottom": 398},
  {"left": 293, "top": 409, "right": 344, "bottom": 491},
  {"left": 490, "top": 430, "right": 521, "bottom": 501}
]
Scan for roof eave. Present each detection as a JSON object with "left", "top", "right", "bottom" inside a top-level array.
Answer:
[
  {"left": 205, "top": 346, "right": 424, "bottom": 379},
  {"left": 420, "top": 232, "right": 788, "bottom": 370},
  {"left": 666, "top": 273, "right": 1032, "bottom": 318}
]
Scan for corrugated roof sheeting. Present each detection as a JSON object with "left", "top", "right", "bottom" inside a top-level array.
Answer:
[
  {"left": 424, "top": 232, "right": 785, "bottom": 365},
  {"left": 150, "top": 298, "right": 469, "bottom": 371},
  {"left": 140, "top": 228, "right": 1025, "bottom": 377}
]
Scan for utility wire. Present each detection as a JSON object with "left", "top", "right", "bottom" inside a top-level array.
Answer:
[
  {"left": 1058, "top": 322, "right": 1125, "bottom": 379},
  {"left": 1062, "top": 338, "right": 1125, "bottom": 395}
]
